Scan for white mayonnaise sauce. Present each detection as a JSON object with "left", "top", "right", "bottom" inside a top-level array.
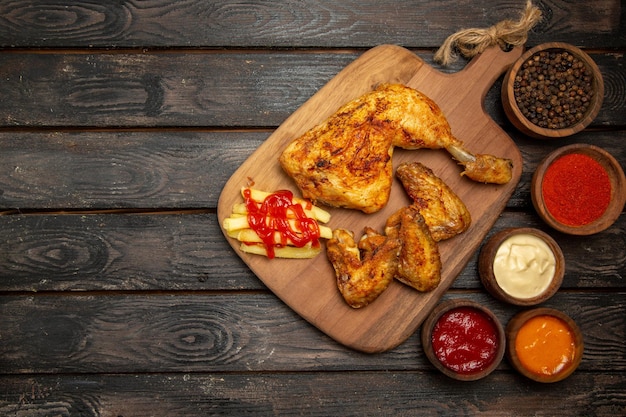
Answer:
[{"left": 493, "top": 234, "right": 556, "bottom": 299}]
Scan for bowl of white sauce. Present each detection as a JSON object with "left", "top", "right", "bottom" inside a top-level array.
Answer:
[{"left": 479, "top": 228, "right": 565, "bottom": 306}]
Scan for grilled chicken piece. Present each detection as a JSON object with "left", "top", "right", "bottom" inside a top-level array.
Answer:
[
  {"left": 279, "top": 107, "right": 395, "bottom": 214},
  {"left": 396, "top": 162, "right": 471, "bottom": 241},
  {"left": 446, "top": 146, "right": 514, "bottom": 185},
  {"left": 385, "top": 206, "right": 442, "bottom": 292},
  {"left": 279, "top": 83, "right": 512, "bottom": 214},
  {"left": 327, "top": 228, "right": 401, "bottom": 308},
  {"left": 376, "top": 84, "right": 513, "bottom": 185}
]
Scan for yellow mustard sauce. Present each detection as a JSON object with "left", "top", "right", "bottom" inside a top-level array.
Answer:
[{"left": 493, "top": 234, "right": 556, "bottom": 299}]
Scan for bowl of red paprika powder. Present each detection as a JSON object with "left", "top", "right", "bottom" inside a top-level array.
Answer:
[{"left": 531, "top": 144, "right": 626, "bottom": 235}]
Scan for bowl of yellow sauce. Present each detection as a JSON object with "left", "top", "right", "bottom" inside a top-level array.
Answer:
[
  {"left": 506, "top": 308, "right": 583, "bottom": 383},
  {"left": 479, "top": 228, "right": 565, "bottom": 306}
]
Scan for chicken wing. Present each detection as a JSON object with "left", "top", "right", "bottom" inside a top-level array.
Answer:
[
  {"left": 385, "top": 206, "right": 442, "bottom": 292},
  {"left": 396, "top": 162, "right": 471, "bottom": 241},
  {"left": 326, "top": 228, "right": 401, "bottom": 308}
]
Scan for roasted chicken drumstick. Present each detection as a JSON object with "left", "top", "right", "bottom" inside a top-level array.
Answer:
[{"left": 280, "top": 83, "right": 512, "bottom": 213}]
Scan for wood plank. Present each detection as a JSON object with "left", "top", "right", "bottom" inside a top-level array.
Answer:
[
  {"left": 0, "top": 131, "right": 265, "bottom": 209},
  {"left": 0, "top": 371, "right": 624, "bottom": 416},
  {"left": 1, "top": 130, "right": 625, "bottom": 211},
  {"left": 0, "top": 292, "right": 623, "bottom": 374},
  {"left": 0, "top": 52, "right": 622, "bottom": 128},
  {"left": 0, "top": 211, "right": 623, "bottom": 292},
  {"left": 0, "top": 0, "right": 623, "bottom": 49}
]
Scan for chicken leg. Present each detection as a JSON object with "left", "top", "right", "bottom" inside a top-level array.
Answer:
[
  {"left": 367, "top": 84, "right": 513, "bottom": 184},
  {"left": 280, "top": 83, "right": 512, "bottom": 214}
]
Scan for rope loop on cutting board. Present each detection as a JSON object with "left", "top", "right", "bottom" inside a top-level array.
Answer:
[{"left": 434, "top": 0, "right": 542, "bottom": 66}]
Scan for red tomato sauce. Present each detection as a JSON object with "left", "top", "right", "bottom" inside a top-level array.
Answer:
[
  {"left": 243, "top": 189, "right": 321, "bottom": 258},
  {"left": 431, "top": 307, "right": 499, "bottom": 375}
]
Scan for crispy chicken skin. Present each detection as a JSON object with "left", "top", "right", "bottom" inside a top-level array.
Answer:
[
  {"left": 279, "top": 107, "right": 395, "bottom": 213},
  {"left": 327, "top": 206, "right": 442, "bottom": 307},
  {"left": 279, "top": 83, "right": 512, "bottom": 213},
  {"left": 385, "top": 206, "right": 442, "bottom": 292},
  {"left": 373, "top": 84, "right": 513, "bottom": 184},
  {"left": 396, "top": 162, "right": 471, "bottom": 241},
  {"left": 327, "top": 228, "right": 401, "bottom": 308}
]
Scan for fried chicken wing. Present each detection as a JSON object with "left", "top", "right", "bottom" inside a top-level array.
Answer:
[
  {"left": 326, "top": 228, "right": 401, "bottom": 308},
  {"left": 396, "top": 162, "right": 471, "bottom": 241},
  {"left": 385, "top": 206, "right": 442, "bottom": 292}
]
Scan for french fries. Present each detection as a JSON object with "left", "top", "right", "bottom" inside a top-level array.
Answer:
[
  {"left": 222, "top": 187, "right": 332, "bottom": 259},
  {"left": 240, "top": 243, "right": 322, "bottom": 259},
  {"left": 241, "top": 188, "right": 331, "bottom": 223}
]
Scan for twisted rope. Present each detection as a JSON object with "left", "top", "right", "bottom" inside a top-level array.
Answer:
[{"left": 434, "top": 0, "right": 542, "bottom": 66}]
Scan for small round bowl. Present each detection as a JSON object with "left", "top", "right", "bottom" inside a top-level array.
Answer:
[
  {"left": 506, "top": 308, "right": 583, "bottom": 383},
  {"left": 421, "top": 299, "right": 505, "bottom": 381},
  {"left": 479, "top": 228, "right": 565, "bottom": 306},
  {"left": 502, "top": 42, "right": 604, "bottom": 139},
  {"left": 531, "top": 144, "right": 626, "bottom": 235}
]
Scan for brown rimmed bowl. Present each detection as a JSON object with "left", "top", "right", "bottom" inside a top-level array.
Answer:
[
  {"left": 506, "top": 308, "right": 584, "bottom": 383},
  {"left": 479, "top": 228, "right": 565, "bottom": 306},
  {"left": 531, "top": 144, "right": 626, "bottom": 235},
  {"left": 421, "top": 299, "right": 505, "bottom": 381},
  {"left": 502, "top": 42, "right": 603, "bottom": 139}
]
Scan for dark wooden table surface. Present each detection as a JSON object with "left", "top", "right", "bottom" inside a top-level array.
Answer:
[{"left": 0, "top": 1, "right": 624, "bottom": 415}]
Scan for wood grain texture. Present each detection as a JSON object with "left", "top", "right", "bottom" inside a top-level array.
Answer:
[
  {"left": 0, "top": 131, "right": 264, "bottom": 209},
  {"left": 0, "top": 371, "right": 625, "bottom": 416},
  {"left": 0, "top": 52, "right": 623, "bottom": 128},
  {"left": 0, "top": 292, "right": 623, "bottom": 374},
  {"left": 0, "top": 0, "right": 623, "bottom": 49},
  {"left": 0, "top": 211, "right": 623, "bottom": 292},
  {"left": 1, "top": 130, "right": 625, "bottom": 211},
  {"left": 0, "top": 0, "right": 624, "bottom": 413}
]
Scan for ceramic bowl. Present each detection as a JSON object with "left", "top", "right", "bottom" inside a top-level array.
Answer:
[
  {"left": 479, "top": 228, "right": 565, "bottom": 306},
  {"left": 506, "top": 308, "right": 584, "bottom": 383},
  {"left": 502, "top": 42, "right": 603, "bottom": 139},
  {"left": 421, "top": 299, "right": 505, "bottom": 381},
  {"left": 531, "top": 144, "right": 626, "bottom": 235}
]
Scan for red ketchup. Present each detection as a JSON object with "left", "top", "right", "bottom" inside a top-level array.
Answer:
[
  {"left": 431, "top": 307, "right": 499, "bottom": 375},
  {"left": 243, "top": 189, "right": 320, "bottom": 259}
]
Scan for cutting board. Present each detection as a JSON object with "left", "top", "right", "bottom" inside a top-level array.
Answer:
[{"left": 217, "top": 44, "right": 523, "bottom": 353}]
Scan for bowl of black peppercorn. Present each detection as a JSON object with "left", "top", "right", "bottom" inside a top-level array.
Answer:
[{"left": 502, "top": 42, "right": 604, "bottom": 139}]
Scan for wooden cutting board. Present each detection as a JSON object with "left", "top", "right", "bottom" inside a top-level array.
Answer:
[{"left": 217, "top": 44, "right": 523, "bottom": 353}]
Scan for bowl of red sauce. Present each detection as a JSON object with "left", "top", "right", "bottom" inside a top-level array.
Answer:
[
  {"left": 421, "top": 299, "right": 505, "bottom": 381},
  {"left": 531, "top": 144, "right": 626, "bottom": 235},
  {"left": 506, "top": 308, "right": 583, "bottom": 383}
]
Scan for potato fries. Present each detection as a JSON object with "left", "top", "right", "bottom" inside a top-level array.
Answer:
[{"left": 222, "top": 187, "right": 332, "bottom": 259}]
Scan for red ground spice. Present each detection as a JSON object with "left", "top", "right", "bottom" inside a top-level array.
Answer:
[{"left": 541, "top": 153, "right": 611, "bottom": 226}]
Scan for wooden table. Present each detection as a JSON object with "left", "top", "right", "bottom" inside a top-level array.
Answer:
[{"left": 0, "top": 1, "right": 624, "bottom": 415}]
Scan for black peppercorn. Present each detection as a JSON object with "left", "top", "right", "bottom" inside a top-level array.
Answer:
[{"left": 513, "top": 49, "right": 594, "bottom": 129}]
